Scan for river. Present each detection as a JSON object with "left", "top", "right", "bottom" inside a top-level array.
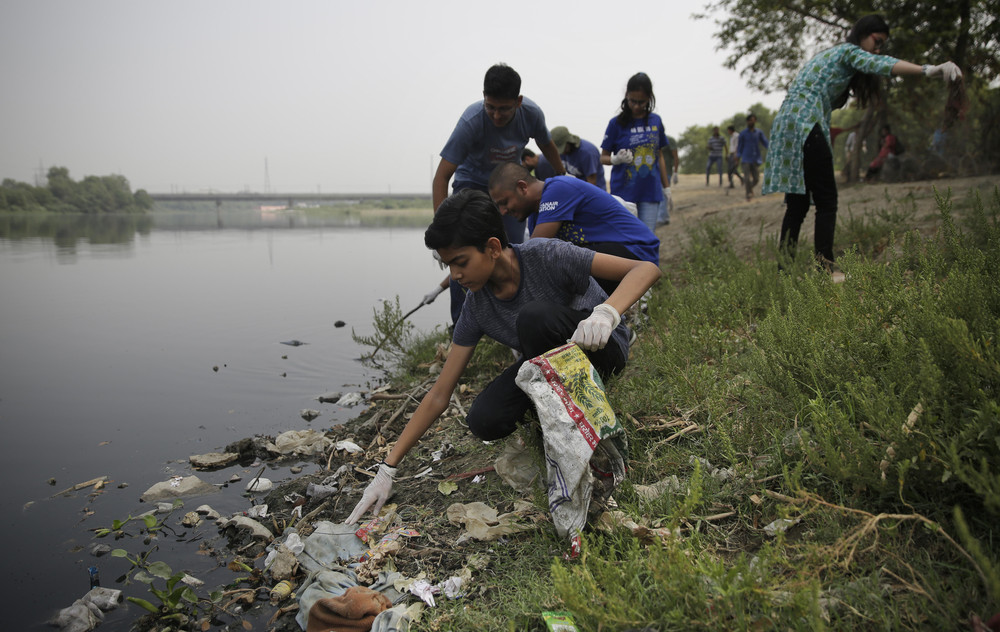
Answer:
[{"left": 0, "top": 208, "right": 447, "bottom": 630}]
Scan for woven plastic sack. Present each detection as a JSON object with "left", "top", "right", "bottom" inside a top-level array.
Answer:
[{"left": 515, "top": 343, "right": 627, "bottom": 539}]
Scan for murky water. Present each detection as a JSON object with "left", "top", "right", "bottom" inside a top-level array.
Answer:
[{"left": 0, "top": 210, "right": 447, "bottom": 630}]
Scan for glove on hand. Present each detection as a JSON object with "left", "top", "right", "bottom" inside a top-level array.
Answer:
[
  {"left": 422, "top": 284, "right": 446, "bottom": 305},
  {"left": 571, "top": 303, "right": 621, "bottom": 351},
  {"left": 672, "top": 172, "right": 679, "bottom": 185},
  {"left": 610, "top": 149, "right": 634, "bottom": 166},
  {"left": 346, "top": 462, "right": 396, "bottom": 524},
  {"left": 663, "top": 186, "right": 673, "bottom": 212},
  {"left": 925, "top": 61, "right": 962, "bottom": 82}
]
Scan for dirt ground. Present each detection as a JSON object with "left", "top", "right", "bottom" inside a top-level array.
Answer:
[{"left": 656, "top": 172, "right": 999, "bottom": 267}]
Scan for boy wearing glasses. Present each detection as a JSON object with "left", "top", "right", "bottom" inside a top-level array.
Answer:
[{"left": 428, "top": 63, "right": 565, "bottom": 324}]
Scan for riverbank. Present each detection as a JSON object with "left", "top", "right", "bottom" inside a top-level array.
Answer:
[{"left": 108, "top": 173, "right": 999, "bottom": 632}]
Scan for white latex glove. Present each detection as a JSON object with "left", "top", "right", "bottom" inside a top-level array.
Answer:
[
  {"left": 610, "top": 149, "right": 634, "bottom": 166},
  {"left": 422, "top": 284, "right": 446, "bottom": 305},
  {"left": 672, "top": 172, "right": 679, "bottom": 185},
  {"left": 346, "top": 462, "right": 396, "bottom": 524},
  {"left": 571, "top": 304, "right": 621, "bottom": 351},
  {"left": 662, "top": 187, "right": 672, "bottom": 212},
  {"left": 924, "top": 62, "right": 962, "bottom": 82}
]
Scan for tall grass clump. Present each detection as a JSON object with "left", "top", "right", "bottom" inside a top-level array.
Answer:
[{"left": 557, "top": 186, "right": 1000, "bottom": 631}]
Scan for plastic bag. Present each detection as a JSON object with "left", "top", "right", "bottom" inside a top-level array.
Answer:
[{"left": 515, "top": 343, "right": 627, "bottom": 540}]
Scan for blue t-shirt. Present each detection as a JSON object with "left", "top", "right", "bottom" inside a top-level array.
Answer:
[
  {"left": 527, "top": 176, "right": 659, "bottom": 265},
  {"left": 534, "top": 154, "right": 557, "bottom": 180},
  {"left": 736, "top": 127, "right": 769, "bottom": 164},
  {"left": 451, "top": 239, "right": 629, "bottom": 355},
  {"left": 562, "top": 138, "right": 606, "bottom": 190},
  {"left": 440, "top": 97, "right": 552, "bottom": 188},
  {"left": 601, "top": 113, "right": 670, "bottom": 203}
]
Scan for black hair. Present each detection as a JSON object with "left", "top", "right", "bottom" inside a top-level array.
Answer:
[
  {"left": 520, "top": 148, "right": 536, "bottom": 160},
  {"left": 727, "top": 125, "right": 736, "bottom": 132},
  {"left": 425, "top": 189, "right": 509, "bottom": 252},
  {"left": 487, "top": 161, "right": 533, "bottom": 193},
  {"left": 483, "top": 64, "right": 521, "bottom": 100},
  {"left": 841, "top": 14, "right": 891, "bottom": 109},
  {"left": 616, "top": 72, "right": 655, "bottom": 127}
]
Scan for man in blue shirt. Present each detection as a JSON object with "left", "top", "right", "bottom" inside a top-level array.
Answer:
[
  {"left": 549, "top": 126, "right": 607, "bottom": 190},
  {"left": 488, "top": 162, "right": 659, "bottom": 296},
  {"left": 429, "top": 64, "right": 566, "bottom": 323},
  {"left": 736, "top": 113, "right": 769, "bottom": 200}
]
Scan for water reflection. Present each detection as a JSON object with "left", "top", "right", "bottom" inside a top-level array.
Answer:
[
  {"left": 0, "top": 205, "right": 435, "bottom": 257},
  {"left": 0, "top": 212, "right": 154, "bottom": 250}
]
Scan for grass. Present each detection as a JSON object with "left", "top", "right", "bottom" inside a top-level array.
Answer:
[{"left": 375, "top": 184, "right": 1000, "bottom": 631}]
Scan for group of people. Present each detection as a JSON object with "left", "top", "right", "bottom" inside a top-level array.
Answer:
[
  {"left": 704, "top": 119, "right": 768, "bottom": 204},
  {"left": 345, "top": 15, "right": 964, "bottom": 526}
]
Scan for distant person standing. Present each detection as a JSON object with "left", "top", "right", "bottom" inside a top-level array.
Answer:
[
  {"left": 429, "top": 63, "right": 566, "bottom": 323},
  {"left": 762, "top": 14, "right": 961, "bottom": 266},
  {"left": 550, "top": 126, "right": 606, "bottom": 190},
  {"left": 864, "top": 124, "right": 897, "bottom": 181},
  {"left": 736, "top": 113, "right": 768, "bottom": 200},
  {"left": 726, "top": 125, "right": 744, "bottom": 188},
  {"left": 601, "top": 72, "right": 672, "bottom": 231},
  {"left": 706, "top": 126, "right": 726, "bottom": 186}
]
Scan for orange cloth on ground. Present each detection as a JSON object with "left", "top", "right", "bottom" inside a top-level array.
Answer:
[{"left": 306, "top": 585, "right": 392, "bottom": 632}]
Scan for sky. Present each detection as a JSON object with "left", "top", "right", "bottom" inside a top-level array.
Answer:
[{"left": 0, "top": 1, "right": 784, "bottom": 195}]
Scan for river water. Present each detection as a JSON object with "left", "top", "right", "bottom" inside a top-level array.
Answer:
[{"left": 0, "top": 209, "right": 446, "bottom": 630}]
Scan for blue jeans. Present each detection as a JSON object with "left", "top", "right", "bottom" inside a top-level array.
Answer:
[
  {"left": 656, "top": 198, "right": 670, "bottom": 225},
  {"left": 637, "top": 201, "right": 659, "bottom": 231},
  {"left": 706, "top": 156, "right": 724, "bottom": 184}
]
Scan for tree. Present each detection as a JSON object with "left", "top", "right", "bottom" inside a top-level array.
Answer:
[
  {"left": 697, "top": 0, "right": 1000, "bottom": 176},
  {"left": 697, "top": 0, "right": 998, "bottom": 91}
]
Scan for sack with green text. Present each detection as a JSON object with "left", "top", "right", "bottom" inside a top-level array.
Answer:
[{"left": 515, "top": 343, "right": 627, "bottom": 545}]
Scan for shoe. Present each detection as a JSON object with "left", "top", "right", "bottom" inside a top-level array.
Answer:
[{"left": 628, "top": 329, "right": 638, "bottom": 347}]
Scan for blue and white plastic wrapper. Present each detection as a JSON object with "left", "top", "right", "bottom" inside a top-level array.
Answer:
[{"left": 515, "top": 343, "right": 627, "bottom": 539}]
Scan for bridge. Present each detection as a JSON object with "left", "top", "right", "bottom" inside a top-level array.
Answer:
[{"left": 148, "top": 192, "right": 431, "bottom": 207}]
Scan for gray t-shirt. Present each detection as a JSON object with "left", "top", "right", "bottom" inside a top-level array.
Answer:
[{"left": 451, "top": 238, "right": 630, "bottom": 355}]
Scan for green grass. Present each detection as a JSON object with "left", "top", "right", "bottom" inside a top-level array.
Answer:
[{"left": 379, "top": 185, "right": 1000, "bottom": 631}]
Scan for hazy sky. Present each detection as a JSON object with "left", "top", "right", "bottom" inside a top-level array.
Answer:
[{"left": 1, "top": 1, "right": 784, "bottom": 195}]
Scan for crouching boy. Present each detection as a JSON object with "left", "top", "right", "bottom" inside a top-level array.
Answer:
[{"left": 346, "top": 189, "right": 661, "bottom": 524}]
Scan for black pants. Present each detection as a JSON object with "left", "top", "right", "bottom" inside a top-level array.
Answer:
[
  {"left": 780, "top": 123, "right": 838, "bottom": 263},
  {"left": 465, "top": 301, "right": 628, "bottom": 441}
]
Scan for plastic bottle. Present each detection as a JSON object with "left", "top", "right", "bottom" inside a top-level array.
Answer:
[{"left": 269, "top": 580, "right": 294, "bottom": 604}]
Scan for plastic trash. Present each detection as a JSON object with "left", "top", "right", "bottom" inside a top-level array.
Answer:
[
  {"left": 246, "top": 478, "right": 273, "bottom": 493},
  {"left": 408, "top": 578, "right": 440, "bottom": 607},
  {"left": 49, "top": 587, "right": 123, "bottom": 632},
  {"left": 515, "top": 343, "right": 627, "bottom": 542},
  {"left": 269, "top": 579, "right": 295, "bottom": 604},
  {"left": 247, "top": 504, "right": 268, "bottom": 518},
  {"left": 543, "top": 611, "right": 581, "bottom": 631}
]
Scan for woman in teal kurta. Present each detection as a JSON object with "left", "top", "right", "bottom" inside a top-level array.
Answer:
[{"left": 763, "top": 14, "right": 962, "bottom": 265}]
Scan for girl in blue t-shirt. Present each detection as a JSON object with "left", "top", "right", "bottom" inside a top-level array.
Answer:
[{"left": 601, "top": 72, "right": 671, "bottom": 231}]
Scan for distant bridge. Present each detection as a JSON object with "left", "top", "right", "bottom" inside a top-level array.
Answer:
[{"left": 148, "top": 192, "right": 431, "bottom": 207}]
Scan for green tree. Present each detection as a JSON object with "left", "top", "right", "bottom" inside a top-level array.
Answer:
[
  {"left": 697, "top": 0, "right": 998, "bottom": 90},
  {"left": 2, "top": 167, "right": 152, "bottom": 213},
  {"left": 697, "top": 0, "right": 1000, "bottom": 175}
]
